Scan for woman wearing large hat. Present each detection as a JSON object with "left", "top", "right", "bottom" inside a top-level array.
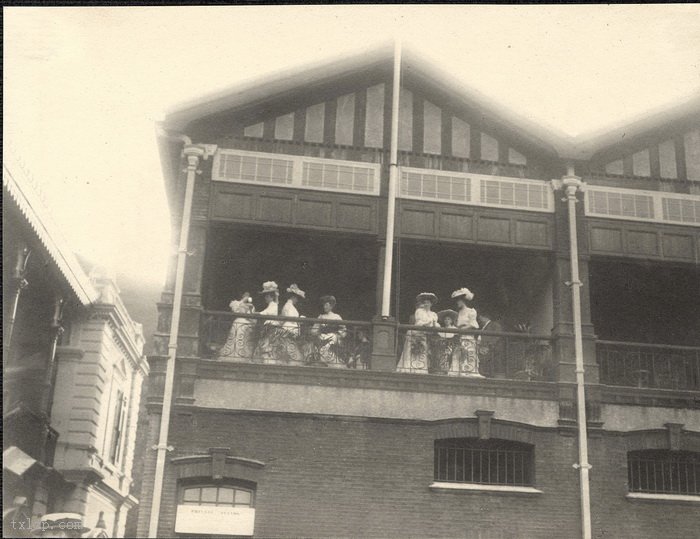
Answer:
[
  {"left": 396, "top": 292, "right": 439, "bottom": 374},
  {"left": 312, "top": 295, "right": 347, "bottom": 367},
  {"left": 218, "top": 292, "right": 256, "bottom": 362},
  {"left": 450, "top": 287, "right": 483, "bottom": 377},
  {"left": 277, "top": 284, "right": 307, "bottom": 365},
  {"left": 254, "top": 281, "right": 281, "bottom": 363}
]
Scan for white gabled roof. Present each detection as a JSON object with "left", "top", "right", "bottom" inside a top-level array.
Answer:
[{"left": 3, "top": 155, "right": 98, "bottom": 305}]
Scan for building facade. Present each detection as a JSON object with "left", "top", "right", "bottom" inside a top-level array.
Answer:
[
  {"left": 3, "top": 156, "right": 149, "bottom": 538},
  {"left": 137, "top": 48, "right": 700, "bottom": 538}
]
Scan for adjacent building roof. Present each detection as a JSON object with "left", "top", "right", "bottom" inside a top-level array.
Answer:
[{"left": 3, "top": 155, "right": 98, "bottom": 305}]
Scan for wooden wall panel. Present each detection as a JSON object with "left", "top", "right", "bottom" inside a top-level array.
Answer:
[
  {"left": 401, "top": 208, "right": 435, "bottom": 237},
  {"left": 590, "top": 227, "right": 623, "bottom": 253},
  {"left": 210, "top": 183, "right": 378, "bottom": 235},
  {"left": 259, "top": 195, "right": 293, "bottom": 223},
  {"left": 478, "top": 217, "right": 511, "bottom": 244},
  {"left": 588, "top": 218, "right": 699, "bottom": 263},
  {"left": 662, "top": 234, "right": 694, "bottom": 260},
  {"left": 398, "top": 200, "right": 553, "bottom": 250},
  {"left": 297, "top": 198, "right": 333, "bottom": 227},
  {"left": 439, "top": 212, "right": 474, "bottom": 241},
  {"left": 516, "top": 220, "right": 549, "bottom": 247},
  {"left": 626, "top": 230, "right": 659, "bottom": 256},
  {"left": 337, "top": 203, "right": 373, "bottom": 232}
]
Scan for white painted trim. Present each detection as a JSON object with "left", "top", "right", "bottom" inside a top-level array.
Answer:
[
  {"left": 626, "top": 492, "right": 700, "bottom": 503},
  {"left": 399, "top": 166, "right": 554, "bottom": 213},
  {"left": 585, "top": 184, "right": 700, "bottom": 227},
  {"left": 213, "top": 148, "right": 381, "bottom": 196},
  {"left": 429, "top": 482, "right": 543, "bottom": 495}
]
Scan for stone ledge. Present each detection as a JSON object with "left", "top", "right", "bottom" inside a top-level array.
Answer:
[
  {"left": 625, "top": 492, "right": 700, "bottom": 504},
  {"left": 195, "top": 361, "right": 561, "bottom": 401},
  {"left": 429, "top": 482, "right": 543, "bottom": 496}
]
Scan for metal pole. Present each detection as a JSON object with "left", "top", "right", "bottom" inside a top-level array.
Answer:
[
  {"left": 4, "top": 246, "right": 31, "bottom": 355},
  {"left": 562, "top": 167, "right": 592, "bottom": 539},
  {"left": 381, "top": 39, "right": 402, "bottom": 318},
  {"left": 147, "top": 144, "right": 204, "bottom": 537}
]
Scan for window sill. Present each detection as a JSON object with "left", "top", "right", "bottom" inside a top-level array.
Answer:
[
  {"left": 429, "top": 482, "right": 543, "bottom": 496},
  {"left": 626, "top": 492, "right": 700, "bottom": 504}
]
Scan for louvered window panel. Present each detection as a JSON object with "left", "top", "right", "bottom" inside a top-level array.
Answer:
[
  {"left": 302, "top": 161, "right": 375, "bottom": 193},
  {"left": 481, "top": 179, "right": 549, "bottom": 210},
  {"left": 217, "top": 152, "right": 294, "bottom": 185},
  {"left": 400, "top": 170, "right": 471, "bottom": 203},
  {"left": 587, "top": 189, "right": 654, "bottom": 219},
  {"left": 662, "top": 197, "right": 700, "bottom": 224}
]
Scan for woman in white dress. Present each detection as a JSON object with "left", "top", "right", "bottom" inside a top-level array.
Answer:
[
  {"left": 254, "top": 281, "right": 280, "bottom": 363},
  {"left": 218, "top": 292, "right": 255, "bottom": 361},
  {"left": 312, "top": 295, "right": 347, "bottom": 367},
  {"left": 396, "top": 293, "right": 439, "bottom": 374},
  {"left": 278, "top": 284, "right": 306, "bottom": 365},
  {"left": 451, "top": 287, "right": 483, "bottom": 377}
]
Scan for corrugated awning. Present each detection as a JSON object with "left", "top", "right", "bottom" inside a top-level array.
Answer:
[{"left": 3, "top": 158, "right": 98, "bottom": 305}]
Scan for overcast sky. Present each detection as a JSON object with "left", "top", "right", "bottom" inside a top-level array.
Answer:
[{"left": 4, "top": 5, "right": 700, "bottom": 286}]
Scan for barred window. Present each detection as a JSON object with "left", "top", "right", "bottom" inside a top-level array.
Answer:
[
  {"left": 181, "top": 485, "right": 254, "bottom": 507},
  {"left": 434, "top": 438, "right": 534, "bottom": 486},
  {"left": 628, "top": 450, "right": 699, "bottom": 495}
]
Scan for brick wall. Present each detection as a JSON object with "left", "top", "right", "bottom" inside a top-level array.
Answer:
[{"left": 146, "top": 410, "right": 699, "bottom": 539}]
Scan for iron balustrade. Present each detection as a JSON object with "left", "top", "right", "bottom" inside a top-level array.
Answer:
[
  {"left": 201, "top": 311, "right": 372, "bottom": 369},
  {"left": 434, "top": 439, "right": 534, "bottom": 486},
  {"left": 628, "top": 450, "right": 700, "bottom": 495},
  {"left": 397, "top": 324, "right": 554, "bottom": 380},
  {"left": 597, "top": 341, "right": 700, "bottom": 390}
]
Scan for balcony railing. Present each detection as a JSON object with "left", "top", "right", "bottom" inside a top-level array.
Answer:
[
  {"left": 597, "top": 340, "right": 700, "bottom": 390},
  {"left": 200, "top": 311, "right": 372, "bottom": 369},
  {"left": 397, "top": 325, "right": 554, "bottom": 380}
]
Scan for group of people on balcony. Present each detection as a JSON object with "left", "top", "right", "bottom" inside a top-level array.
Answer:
[
  {"left": 218, "top": 281, "right": 368, "bottom": 368},
  {"left": 398, "top": 287, "right": 485, "bottom": 377},
  {"left": 217, "top": 281, "right": 510, "bottom": 377}
]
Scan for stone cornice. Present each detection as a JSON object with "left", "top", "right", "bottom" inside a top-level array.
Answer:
[{"left": 88, "top": 305, "right": 149, "bottom": 375}]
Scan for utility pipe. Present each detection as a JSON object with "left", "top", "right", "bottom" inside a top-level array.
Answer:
[
  {"left": 380, "top": 39, "right": 402, "bottom": 318},
  {"left": 148, "top": 142, "right": 204, "bottom": 537},
  {"left": 562, "top": 166, "right": 592, "bottom": 539},
  {"left": 4, "top": 246, "right": 31, "bottom": 355}
]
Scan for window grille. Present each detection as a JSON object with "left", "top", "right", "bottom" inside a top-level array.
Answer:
[
  {"left": 216, "top": 152, "right": 294, "bottom": 186},
  {"left": 213, "top": 149, "right": 380, "bottom": 196},
  {"left": 480, "top": 179, "right": 549, "bottom": 210},
  {"left": 401, "top": 170, "right": 470, "bottom": 203},
  {"left": 587, "top": 189, "right": 654, "bottom": 219},
  {"left": 181, "top": 485, "right": 254, "bottom": 507},
  {"left": 434, "top": 438, "right": 534, "bottom": 486},
  {"left": 628, "top": 450, "right": 699, "bottom": 495},
  {"left": 302, "top": 161, "right": 375, "bottom": 193},
  {"left": 662, "top": 197, "right": 700, "bottom": 225}
]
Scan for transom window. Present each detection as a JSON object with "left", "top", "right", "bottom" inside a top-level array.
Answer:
[
  {"left": 181, "top": 485, "right": 254, "bottom": 507},
  {"left": 628, "top": 450, "right": 699, "bottom": 495},
  {"left": 434, "top": 438, "right": 533, "bottom": 486}
]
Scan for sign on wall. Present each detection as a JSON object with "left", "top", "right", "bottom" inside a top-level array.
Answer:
[{"left": 174, "top": 505, "right": 255, "bottom": 536}]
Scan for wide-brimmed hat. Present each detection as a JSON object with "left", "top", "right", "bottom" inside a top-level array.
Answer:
[
  {"left": 416, "top": 292, "right": 438, "bottom": 305},
  {"left": 451, "top": 287, "right": 474, "bottom": 301},
  {"left": 286, "top": 284, "right": 306, "bottom": 299},
  {"left": 320, "top": 295, "right": 336, "bottom": 307},
  {"left": 438, "top": 309, "right": 459, "bottom": 325},
  {"left": 258, "top": 281, "right": 279, "bottom": 295}
]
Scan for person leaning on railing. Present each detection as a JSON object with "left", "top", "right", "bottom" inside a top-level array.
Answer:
[
  {"left": 451, "top": 288, "right": 484, "bottom": 378},
  {"left": 396, "top": 293, "right": 440, "bottom": 374},
  {"left": 310, "top": 295, "right": 347, "bottom": 368},
  {"left": 277, "top": 284, "right": 307, "bottom": 365},
  {"left": 254, "top": 281, "right": 280, "bottom": 363},
  {"left": 218, "top": 292, "right": 256, "bottom": 361}
]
